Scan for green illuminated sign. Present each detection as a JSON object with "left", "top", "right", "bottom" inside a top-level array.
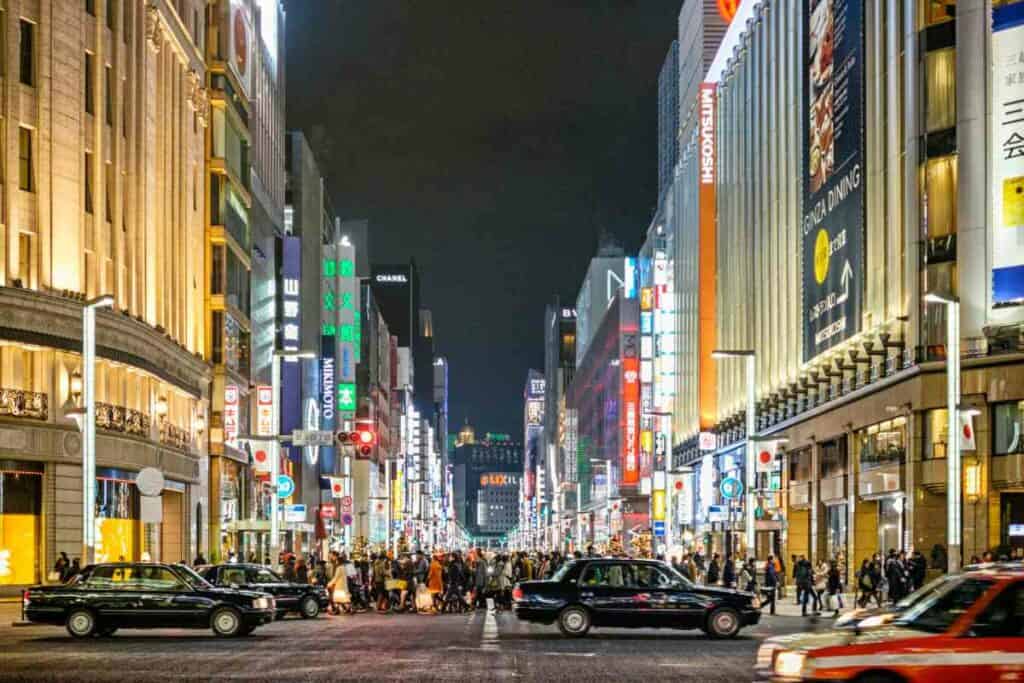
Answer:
[{"left": 338, "top": 383, "right": 357, "bottom": 411}]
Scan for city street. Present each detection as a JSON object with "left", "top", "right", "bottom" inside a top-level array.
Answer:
[{"left": 0, "top": 603, "right": 819, "bottom": 681}]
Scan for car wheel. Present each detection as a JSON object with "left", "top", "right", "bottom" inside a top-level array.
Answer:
[
  {"left": 97, "top": 626, "right": 118, "bottom": 637},
  {"left": 706, "top": 607, "right": 741, "bottom": 639},
  {"left": 66, "top": 609, "right": 97, "bottom": 639},
  {"left": 210, "top": 607, "right": 244, "bottom": 637},
  {"left": 299, "top": 596, "right": 320, "bottom": 619},
  {"left": 557, "top": 605, "right": 591, "bottom": 637},
  {"left": 854, "top": 674, "right": 903, "bottom": 683}
]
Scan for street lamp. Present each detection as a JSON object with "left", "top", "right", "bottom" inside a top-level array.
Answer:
[
  {"left": 923, "top": 291, "right": 961, "bottom": 571},
  {"left": 271, "top": 350, "right": 317, "bottom": 566},
  {"left": 67, "top": 295, "right": 115, "bottom": 566},
  {"left": 712, "top": 349, "right": 756, "bottom": 558}
]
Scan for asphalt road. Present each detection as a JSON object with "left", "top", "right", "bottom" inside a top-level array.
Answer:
[{"left": 0, "top": 602, "right": 821, "bottom": 682}]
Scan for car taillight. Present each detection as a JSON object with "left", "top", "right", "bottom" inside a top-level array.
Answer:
[
  {"left": 512, "top": 586, "right": 524, "bottom": 601},
  {"left": 22, "top": 590, "right": 30, "bottom": 607}
]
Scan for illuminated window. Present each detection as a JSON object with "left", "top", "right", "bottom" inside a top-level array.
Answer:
[
  {"left": 923, "top": 408, "right": 950, "bottom": 459},
  {"left": 995, "top": 402, "right": 1024, "bottom": 455},
  {"left": 925, "top": 48, "right": 956, "bottom": 133},
  {"left": 920, "top": 0, "right": 955, "bottom": 27},
  {"left": 921, "top": 155, "right": 958, "bottom": 238},
  {"left": 0, "top": 465, "right": 43, "bottom": 586}
]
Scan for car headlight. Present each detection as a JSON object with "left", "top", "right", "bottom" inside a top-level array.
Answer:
[
  {"left": 774, "top": 651, "right": 807, "bottom": 678},
  {"left": 751, "top": 595, "right": 762, "bottom": 609},
  {"left": 253, "top": 597, "right": 274, "bottom": 610},
  {"left": 755, "top": 644, "right": 778, "bottom": 669}
]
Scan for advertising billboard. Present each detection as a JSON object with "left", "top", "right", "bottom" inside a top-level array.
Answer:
[
  {"left": 279, "top": 236, "right": 302, "bottom": 462},
  {"left": 698, "top": 82, "right": 718, "bottom": 429},
  {"left": 621, "top": 357, "right": 640, "bottom": 485},
  {"left": 802, "top": 0, "right": 865, "bottom": 361},
  {"left": 992, "top": 4, "right": 1024, "bottom": 306}
]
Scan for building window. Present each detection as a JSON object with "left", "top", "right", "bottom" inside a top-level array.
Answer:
[
  {"left": 85, "top": 53, "right": 95, "bottom": 115},
  {"left": 995, "top": 402, "right": 1024, "bottom": 456},
  {"left": 921, "top": 262, "right": 958, "bottom": 351},
  {"left": 820, "top": 437, "right": 848, "bottom": 478},
  {"left": 105, "top": 163, "right": 114, "bottom": 222},
  {"left": 856, "top": 418, "right": 907, "bottom": 470},
  {"left": 211, "top": 245, "right": 225, "bottom": 295},
  {"left": 105, "top": 66, "right": 113, "bottom": 126},
  {"left": 925, "top": 48, "right": 956, "bottom": 133},
  {"left": 923, "top": 408, "right": 950, "bottom": 459},
  {"left": 123, "top": 0, "right": 130, "bottom": 41},
  {"left": 84, "top": 153, "right": 94, "bottom": 214},
  {"left": 788, "top": 448, "right": 812, "bottom": 481},
  {"left": 920, "top": 0, "right": 955, "bottom": 28},
  {"left": 18, "top": 233, "right": 31, "bottom": 284},
  {"left": 86, "top": 0, "right": 96, "bottom": 16},
  {"left": 922, "top": 155, "right": 958, "bottom": 238},
  {"left": 19, "top": 20, "right": 34, "bottom": 86},
  {"left": 122, "top": 80, "right": 128, "bottom": 137},
  {"left": 18, "top": 127, "right": 33, "bottom": 192},
  {"left": 106, "top": 0, "right": 115, "bottom": 29}
]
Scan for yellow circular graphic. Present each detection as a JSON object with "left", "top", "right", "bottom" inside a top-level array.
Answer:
[{"left": 814, "top": 228, "right": 830, "bottom": 285}]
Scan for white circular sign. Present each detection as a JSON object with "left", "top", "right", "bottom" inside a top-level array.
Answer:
[{"left": 136, "top": 467, "right": 165, "bottom": 497}]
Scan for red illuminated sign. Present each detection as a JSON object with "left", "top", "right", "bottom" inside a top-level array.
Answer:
[
  {"left": 717, "top": 0, "right": 740, "bottom": 24},
  {"left": 621, "top": 357, "right": 640, "bottom": 485}
]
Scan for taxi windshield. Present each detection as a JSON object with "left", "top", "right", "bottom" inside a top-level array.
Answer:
[
  {"left": 174, "top": 564, "right": 214, "bottom": 590},
  {"left": 894, "top": 577, "right": 994, "bottom": 633},
  {"left": 550, "top": 561, "right": 578, "bottom": 583},
  {"left": 894, "top": 573, "right": 959, "bottom": 610}
]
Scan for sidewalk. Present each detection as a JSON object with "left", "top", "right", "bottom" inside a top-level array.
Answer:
[{"left": 763, "top": 593, "right": 857, "bottom": 618}]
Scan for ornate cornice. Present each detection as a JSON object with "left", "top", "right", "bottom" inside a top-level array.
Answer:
[{"left": 0, "top": 287, "right": 211, "bottom": 399}]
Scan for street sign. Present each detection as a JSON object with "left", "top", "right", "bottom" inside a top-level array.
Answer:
[
  {"left": 284, "top": 504, "right": 306, "bottom": 522},
  {"left": 341, "top": 513, "right": 353, "bottom": 526},
  {"left": 720, "top": 476, "right": 743, "bottom": 500},
  {"left": 653, "top": 520, "right": 666, "bottom": 537},
  {"left": 276, "top": 474, "right": 295, "bottom": 499},
  {"left": 340, "top": 495, "right": 353, "bottom": 511},
  {"left": 291, "top": 429, "right": 334, "bottom": 447},
  {"left": 708, "top": 504, "right": 728, "bottom": 522}
]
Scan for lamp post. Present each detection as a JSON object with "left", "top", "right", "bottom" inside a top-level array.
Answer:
[
  {"left": 271, "top": 350, "right": 317, "bottom": 566},
  {"left": 712, "top": 350, "right": 757, "bottom": 558},
  {"left": 67, "top": 295, "right": 114, "bottom": 566},
  {"left": 923, "top": 292, "right": 961, "bottom": 572}
]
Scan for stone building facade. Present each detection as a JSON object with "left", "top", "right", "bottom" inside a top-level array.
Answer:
[{"left": 0, "top": 0, "right": 210, "bottom": 591}]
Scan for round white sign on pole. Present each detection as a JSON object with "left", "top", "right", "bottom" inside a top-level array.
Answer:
[{"left": 136, "top": 467, "right": 165, "bottom": 497}]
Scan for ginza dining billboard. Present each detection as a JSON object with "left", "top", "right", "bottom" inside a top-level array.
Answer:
[{"left": 802, "top": 0, "right": 866, "bottom": 362}]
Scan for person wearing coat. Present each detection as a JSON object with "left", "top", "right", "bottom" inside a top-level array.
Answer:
[
  {"left": 473, "top": 551, "right": 490, "bottom": 609},
  {"left": 706, "top": 554, "right": 721, "bottom": 585},
  {"left": 427, "top": 554, "right": 444, "bottom": 613}
]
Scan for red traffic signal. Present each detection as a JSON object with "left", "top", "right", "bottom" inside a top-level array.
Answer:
[
  {"left": 356, "top": 427, "right": 375, "bottom": 456},
  {"left": 358, "top": 430, "right": 374, "bottom": 445},
  {"left": 336, "top": 431, "right": 349, "bottom": 445}
]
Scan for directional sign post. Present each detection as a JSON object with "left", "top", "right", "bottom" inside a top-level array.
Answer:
[{"left": 291, "top": 429, "right": 334, "bottom": 447}]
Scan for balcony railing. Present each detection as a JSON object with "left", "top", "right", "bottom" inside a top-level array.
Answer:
[
  {"left": 159, "top": 421, "right": 192, "bottom": 451},
  {"left": 95, "top": 402, "right": 151, "bottom": 438},
  {"left": 0, "top": 388, "right": 48, "bottom": 420}
]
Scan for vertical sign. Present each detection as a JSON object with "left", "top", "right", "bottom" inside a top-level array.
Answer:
[
  {"left": 223, "top": 385, "right": 239, "bottom": 449},
  {"left": 279, "top": 236, "right": 302, "bottom": 461},
  {"left": 992, "top": 4, "right": 1024, "bottom": 305},
  {"left": 321, "top": 243, "right": 339, "bottom": 475},
  {"left": 698, "top": 83, "right": 718, "bottom": 429},
  {"left": 802, "top": 0, "right": 865, "bottom": 361},
  {"left": 524, "top": 370, "right": 545, "bottom": 502},
  {"left": 336, "top": 239, "right": 359, "bottom": 417},
  {"left": 621, "top": 357, "right": 640, "bottom": 485},
  {"left": 256, "top": 385, "right": 274, "bottom": 436}
]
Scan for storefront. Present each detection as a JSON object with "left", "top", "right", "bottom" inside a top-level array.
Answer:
[
  {"left": 0, "top": 460, "right": 43, "bottom": 586},
  {"left": 856, "top": 417, "right": 907, "bottom": 557},
  {"left": 95, "top": 470, "right": 141, "bottom": 563}
]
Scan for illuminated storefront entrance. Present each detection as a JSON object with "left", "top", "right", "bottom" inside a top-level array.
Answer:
[{"left": 0, "top": 461, "right": 43, "bottom": 586}]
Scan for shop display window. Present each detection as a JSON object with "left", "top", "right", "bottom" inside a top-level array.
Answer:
[
  {"left": 0, "top": 465, "right": 42, "bottom": 585},
  {"left": 95, "top": 478, "right": 139, "bottom": 564},
  {"left": 994, "top": 402, "right": 1024, "bottom": 455},
  {"left": 923, "top": 408, "right": 950, "bottom": 459},
  {"left": 857, "top": 418, "right": 907, "bottom": 470}
]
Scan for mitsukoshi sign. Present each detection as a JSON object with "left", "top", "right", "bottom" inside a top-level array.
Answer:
[{"left": 801, "top": 0, "right": 866, "bottom": 362}]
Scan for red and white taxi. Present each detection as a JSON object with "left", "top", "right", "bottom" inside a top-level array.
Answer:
[{"left": 756, "top": 565, "right": 1024, "bottom": 682}]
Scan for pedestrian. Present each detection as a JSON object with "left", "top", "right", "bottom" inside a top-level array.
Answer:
[
  {"left": 825, "top": 560, "right": 844, "bottom": 616},
  {"left": 813, "top": 559, "right": 828, "bottom": 611},
  {"left": 283, "top": 556, "right": 297, "bottom": 582},
  {"left": 53, "top": 552, "right": 70, "bottom": 583},
  {"left": 795, "top": 555, "right": 817, "bottom": 616},
  {"left": 327, "top": 554, "right": 348, "bottom": 615},
  {"left": 706, "top": 553, "right": 721, "bottom": 585},
  {"left": 791, "top": 554, "right": 801, "bottom": 605},
  {"left": 740, "top": 558, "right": 757, "bottom": 593},
  {"left": 474, "top": 550, "right": 489, "bottom": 609},
  {"left": 372, "top": 553, "right": 390, "bottom": 612},
  {"left": 193, "top": 552, "right": 207, "bottom": 567},
  {"left": 69, "top": 557, "right": 81, "bottom": 580},
  {"left": 295, "top": 557, "right": 309, "bottom": 584},
  {"left": 722, "top": 554, "right": 736, "bottom": 588},
  {"left": 762, "top": 556, "right": 778, "bottom": 615},
  {"left": 910, "top": 550, "right": 927, "bottom": 592}
]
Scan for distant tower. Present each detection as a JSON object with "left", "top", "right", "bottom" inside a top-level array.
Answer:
[{"left": 457, "top": 419, "right": 476, "bottom": 447}]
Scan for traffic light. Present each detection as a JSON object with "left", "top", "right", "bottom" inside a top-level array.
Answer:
[
  {"left": 335, "top": 431, "right": 350, "bottom": 445},
  {"left": 355, "top": 427, "right": 375, "bottom": 456}
]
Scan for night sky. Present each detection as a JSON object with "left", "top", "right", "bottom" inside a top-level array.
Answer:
[{"left": 285, "top": 1, "right": 681, "bottom": 436}]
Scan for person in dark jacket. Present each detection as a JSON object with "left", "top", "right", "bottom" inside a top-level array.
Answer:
[
  {"left": 910, "top": 550, "right": 927, "bottom": 592},
  {"left": 706, "top": 554, "right": 721, "bottom": 585},
  {"left": 825, "top": 560, "right": 844, "bottom": 616},
  {"left": 722, "top": 554, "right": 737, "bottom": 588},
  {"left": 295, "top": 557, "right": 309, "bottom": 584},
  {"left": 762, "top": 556, "right": 778, "bottom": 615},
  {"left": 795, "top": 555, "right": 816, "bottom": 616},
  {"left": 54, "top": 552, "right": 71, "bottom": 583}
]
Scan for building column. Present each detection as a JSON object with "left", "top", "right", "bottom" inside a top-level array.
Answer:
[{"left": 956, "top": 0, "right": 990, "bottom": 337}]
